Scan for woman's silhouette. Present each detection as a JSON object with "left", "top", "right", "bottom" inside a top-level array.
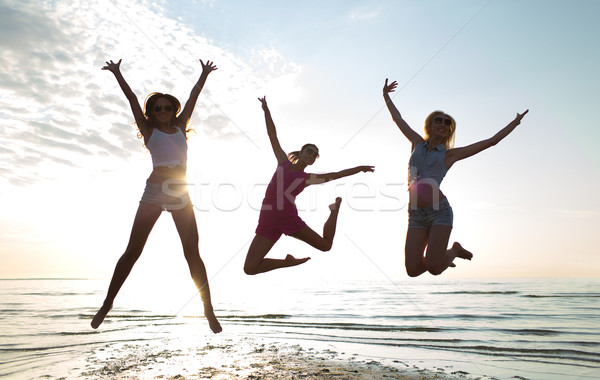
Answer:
[
  {"left": 383, "top": 78, "right": 528, "bottom": 277},
  {"left": 91, "top": 59, "right": 222, "bottom": 333},
  {"left": 244, "top": 97, "right": 374, "bottom": 275}
]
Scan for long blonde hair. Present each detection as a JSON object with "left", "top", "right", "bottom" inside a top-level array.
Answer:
[
  {"left": 287, "top": 143, "right": 319, "bottom": 163},
  {"left": 423, "top": 111, "right": 456, "bottom": 149}
]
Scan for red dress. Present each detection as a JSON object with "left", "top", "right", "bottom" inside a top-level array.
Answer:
[{"left": 255, "top": 160, "right": 308, "bottom": 242}]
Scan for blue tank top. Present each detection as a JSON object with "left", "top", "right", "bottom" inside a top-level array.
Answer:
[{"left": 408, "top": 141, "right": 448, "bottom": 187}]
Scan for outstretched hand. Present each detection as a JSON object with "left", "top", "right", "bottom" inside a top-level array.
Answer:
[
  {"left": 383, "top": 78, "right": 397, "bottom": 95},
  {"left": 258, "top": 96, "right": 269, "bottom": 111},
  {"left": 359, "top": 165, "right": 375, "bottom": 173},
  {"left": 513, "top": 109, "right": 529, "bottom": 125},
  {"left": 102, "top": 59, "right": 122, "bottom": 73},
  {"left": 200, "top": 59, "right": 218, "bottom": 74}
]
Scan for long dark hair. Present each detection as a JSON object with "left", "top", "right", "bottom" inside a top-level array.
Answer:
[{"left": 138, "top": 93, "right": 193, "bottom": 139}]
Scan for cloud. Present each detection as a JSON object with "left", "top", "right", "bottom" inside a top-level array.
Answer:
[
  {"left": 348, "top": 7, "right": 380, "bottom": 21},
  {"left": 0, "top": 0, "right": 302, "bottom": 187},
  {"left": 200, "top": 114, "right": 242, "bottom": 139},
  {"left": 0, "top": 1, "right": 67, "bottom": 55},
  {"left": 250, "top": 47, "right": 302, "bottom": 80}
]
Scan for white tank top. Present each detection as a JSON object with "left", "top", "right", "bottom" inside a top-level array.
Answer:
[{"left": 146, "top": 127, "right": 188, "bottom": 168}]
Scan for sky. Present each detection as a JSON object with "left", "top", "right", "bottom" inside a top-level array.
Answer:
[{"left": 1, "top": 0, "right": 599, "bottom": 284}]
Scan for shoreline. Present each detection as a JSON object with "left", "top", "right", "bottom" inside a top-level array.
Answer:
[{"left": 80, "top": 337, "right": 466, "bottom": 379}]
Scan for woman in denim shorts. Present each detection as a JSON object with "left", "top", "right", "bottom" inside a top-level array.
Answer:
[
  {"left": 383, "top": 79, "right": 528, "bottom": 277},
  {"left": 91, "top": 59, "right": 222, "bottom": 334}
]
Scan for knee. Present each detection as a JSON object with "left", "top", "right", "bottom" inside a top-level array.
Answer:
[
  {"left": 183, "top": 246, "right": 199, "bottom": 261},
  {"left": 425, "top": 253, "right": 448, "bottom": 276},
  {"left": 405, "top": 258, "right": 426, "bottom": 277},
  {"left": 405, "top": 266, "right": 423, "bottom": 278},
  {"left": 317, "top": 241, "right": 333, "bottom": 252},
  {"left": 120, "top": 249, "right": 142, "bottom": 264},
  {"left": 427, "top": 264, "right": 445, "bottom": 276},
  {"left": 243, "top": 263, "right": 258, "bottom": 275}
]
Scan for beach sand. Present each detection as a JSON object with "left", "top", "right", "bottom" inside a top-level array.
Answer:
[{"left": 80, "top": 337, "right": 461, "bottom": 379}]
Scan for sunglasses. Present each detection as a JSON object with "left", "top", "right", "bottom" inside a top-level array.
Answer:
[
  {"left": 153, "top": 105, "right": 174, "bottom": 113},
  {"left": 433, "top": 116, "right": 452, "bottom": 126}
]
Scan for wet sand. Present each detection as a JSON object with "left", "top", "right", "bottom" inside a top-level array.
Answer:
[{"left": 81, "top": 338, "right": 463, "bottom": 379}]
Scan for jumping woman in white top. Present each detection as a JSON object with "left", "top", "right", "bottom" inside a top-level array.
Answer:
[
  {"left": 383, "top": 78, "right": 528, "bottom": 277},
  {"left": 91, "top": 59, "right": 222, "bottom": 333}
]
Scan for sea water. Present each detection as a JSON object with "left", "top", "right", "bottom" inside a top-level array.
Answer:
[{"left": 0, "top": 277, "right": 598, "bottom": 379}]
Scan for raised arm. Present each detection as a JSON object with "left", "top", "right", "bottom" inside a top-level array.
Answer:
[
  {"left": 102, "top": 59, "right": 146, "bottom": 129},
  {"left": 446, "top": 109, "right": 529, "bottom": 168},
  {"left": 383, "top": 78, "right": 423, "bottom": 145},
  {"left": 258, "top": 96, "right": 287, "bottom": 163},
  {"left": 178, "top": 59, "right": 218, "bottom": 126},
  {"left": 305, "top": 165, "right": 374, "bottom": 186}
]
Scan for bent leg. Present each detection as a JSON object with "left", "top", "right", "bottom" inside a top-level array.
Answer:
[
  {"left": 405, "top": 228, "right": 428, "bottom": 277},
  {"left": 171, "top": 205, "right": 222, "bottom": 334},
  {"left": 91, "top": 202, "right": 162, "bottom": 329},
  {"left": 244, "top": 234, "right": 309, "bottom": 275},
  {"left": 290, "top": 197, "right": 342, "bottom": 252},
  {"left": 425, "top": 225, "right": 454, "bottom": 276}
]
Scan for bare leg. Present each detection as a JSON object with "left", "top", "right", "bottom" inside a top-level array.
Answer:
[
  {"left": 404, "top": 228, "right": 428, "bottom": 277},
  {"left": 171, "top": 205, "right": 222, "bottom": 334},
  {"left": 405, "top": 226, "right": 472, "bottom": 277},
  {"left": 91, "top": 202, "right": 162, "bottom": 329},
  {"left": 244, "top": 234, "right": 310, "bottom": 275},
  {"left": 425, "top": 225, "right": 458, "bottom": 275},
  {"left": 324, "top": 197, "right": 342, "bottom": 242},
  {"left": 291, "top": 197, "right": 342, "bottom": 251}
]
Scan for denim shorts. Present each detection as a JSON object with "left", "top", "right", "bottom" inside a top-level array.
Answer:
[
  {"left": 408, "top": 197, "right": 453, "bottom": 229},
  {"left": 140, "top": 180, "right": 191, "bottom": 211}
]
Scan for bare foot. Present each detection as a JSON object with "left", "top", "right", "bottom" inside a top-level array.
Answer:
[
  {"left": 204, "top": 309, "right": 222, "bottom": 334},
  {"left": 329, "top": 197, "right": 342, "bottom": 212},
  {"left": 284, "top": 254, "right": 310, "bottom": 268},
  {"left": 91, "top": 302, "right": 112, "bottom": 329},
  {"left": 453, "top": 242, "right": 473, "bottom": 260}
]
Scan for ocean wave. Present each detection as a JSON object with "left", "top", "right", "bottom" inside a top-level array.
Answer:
[
  {"left": 221, "top": 318, "right": 443, "bottom": 333},
  {"left": 382, "top": 313, "right": 510, "bottom": 320},
  {"left": 14, "top": 292, "right": 96, "bottom": 296},
  {"left": 498, "top": 328, "right": 561, "bottom": 336},
  {"left": 79, "top": 313, "right": 177, "bottom": 319},
  {"left": 276, "top": 331, "right": 600, "bottom": 366},
  {"left": 522, "top": 293, "right": 600, "bottom": 298},
  {"left": 211, "top": 314, "right": 292, "bottom": 319},
  {"left": 432, "top": 291, "right": 520, "bottom": 295},
  {"left": 453, "top": 345, "right": 600, "bottom": 364},
  {"left": 288, "top": 331, "right": 600, "bottom": 365},
  {"left": 0, "top": 337, "right": 152, "bottom": 353}
]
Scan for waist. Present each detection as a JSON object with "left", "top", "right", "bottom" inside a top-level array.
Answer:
[
  {"left": 262, "top": 196, "right": 297, "bottom": 206},
  {"left": 409, "top": 195, "right": 449, "bottom": 211},
  {"left": 148, "top": 166, "right": 186, "bottom": 184},
  {"left": 409, "top": 182, "right": 445, "bottom": 209}
]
